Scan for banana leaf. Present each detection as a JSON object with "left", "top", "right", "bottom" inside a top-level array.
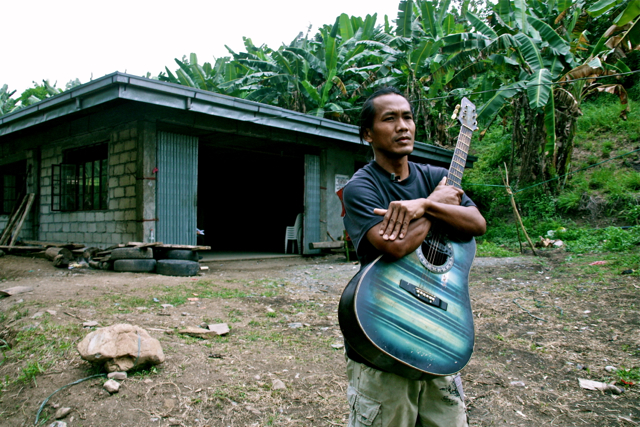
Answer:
[
  {"left": 175, "top": 69, "right": 196, "bottom": 88},
  {"left": 527, "top": 15, "right": 571, "bottom": 56},
  {"left": 477, "top": 81, "right": 524, "bottom": 122},
  {"left": 614, "top": 1, "right": 640, "bottom": 26},
  {"left": 301, "top": 80, "right": 322, "bottom": 105},
  {"left": 514, "top": 33, "right": 544, "bottom": 72},
  {"left": 527, "top": 68, "right": 552, "bottom": 111},
  {"left": 620, "top": 16, "right": 640, "bottom": 45},
  {"left": 587, "top": 0, "right": 621, "bottom": 18},
  {"left": 397, "top": 0, "right": 414, "bottom": 38},
  {"left": 420, "top": 1, "right": 440, "bottom": 39},
  {"left": 339, "top": 13, "right": 355, "bottom": 41},
  {"left": 513, "top": 0, "right": 529, "bottom": 32},
  {"left": 466, "top": 11, "right": 498, "bottom": 39}
]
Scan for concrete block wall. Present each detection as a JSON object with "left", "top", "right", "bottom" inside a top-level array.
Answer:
[{"left": 38, "top": 124, "right": 139, "bottom": 247}]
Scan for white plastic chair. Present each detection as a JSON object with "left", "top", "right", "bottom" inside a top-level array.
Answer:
[{"left": 285, "top": 213, "right": 303, "bottom": 254}]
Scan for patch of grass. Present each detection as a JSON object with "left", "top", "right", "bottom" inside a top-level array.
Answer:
[
  {"left": 476, "top": 241, "right": 520, "bottom": 257},
  {"left": 1, "top": 320, "right": 83, "bottom": 395},
  {"left": 616, "top": 367, "right": 640, "bottom": 385}
]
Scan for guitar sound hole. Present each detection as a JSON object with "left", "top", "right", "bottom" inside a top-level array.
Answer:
[{"left": 421, "top": 241, "right": 449, "bottom": 266}]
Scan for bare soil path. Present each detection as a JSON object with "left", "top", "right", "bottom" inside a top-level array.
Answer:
[{"left": 0, "top": 251, "right": 638, "bottom": 426}]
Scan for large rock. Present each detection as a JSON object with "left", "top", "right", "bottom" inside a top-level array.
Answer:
[{"left": 77, "top": 324, "right": 164, "bottom": 372}]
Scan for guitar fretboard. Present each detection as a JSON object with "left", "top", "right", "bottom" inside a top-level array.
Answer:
[{"left": 446, "top": 126, "right": 473, "bottom": 189}]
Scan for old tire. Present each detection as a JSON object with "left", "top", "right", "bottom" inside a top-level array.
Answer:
[
  {"left": 111, "top": 247, "right": 154, "bottom": 260},
  {"left": 156, "top": 259, "right": 199, "bottom": 277},
  {"left": 114, "top": 259, "right": 156, "bottom": 273},
  {"left": 164, "top": 249, "right": 200, "bottom": 261}
]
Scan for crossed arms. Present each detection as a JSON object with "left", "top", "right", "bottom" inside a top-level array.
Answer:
[{"left": 366, "top": 177, "right": 486, "bottom": 260}]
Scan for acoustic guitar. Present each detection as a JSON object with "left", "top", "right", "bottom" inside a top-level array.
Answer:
[{"left": 338, "top": 98, "right": 478, "bottom": 380}]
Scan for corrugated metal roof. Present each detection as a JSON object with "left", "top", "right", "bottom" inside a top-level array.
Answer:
[{"left": 0, "top": 72, "right": 474, "bottom": 164}]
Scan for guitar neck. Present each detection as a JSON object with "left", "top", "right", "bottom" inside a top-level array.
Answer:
[{"left": 446, "top": 126, "right": 473, "bottom": 189}]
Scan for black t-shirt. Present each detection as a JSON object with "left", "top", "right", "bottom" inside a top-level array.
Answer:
[
  {"left": 342, "top": 160, "right": 477, "bottom": 368},
  {"left": 343, "top": 160, "right": 476, "bottom": 266}
]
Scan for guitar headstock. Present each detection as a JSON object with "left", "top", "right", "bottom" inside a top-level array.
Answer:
[{"left": 457, "top": 97, "right": 478, "bottom": 131}]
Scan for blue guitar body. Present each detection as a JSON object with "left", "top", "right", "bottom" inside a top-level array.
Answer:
[{"left": 338, "top": 236, "right": 476, "bottom": 380}]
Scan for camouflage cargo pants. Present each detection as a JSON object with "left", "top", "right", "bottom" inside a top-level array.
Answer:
[{"left": 346, "top": 357, "right": 468, "bottom": 427}]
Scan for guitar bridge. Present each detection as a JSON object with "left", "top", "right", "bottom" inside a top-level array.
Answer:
[{"left": 399, "top": 280, "right": 448, "bottom": 311}]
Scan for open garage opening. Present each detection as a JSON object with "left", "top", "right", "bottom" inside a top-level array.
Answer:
[{"left": 197, "top": 143, "right": 305, "bottom": 255}]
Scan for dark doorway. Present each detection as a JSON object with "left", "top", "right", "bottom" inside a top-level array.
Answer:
[{"left": 197, "top": 144, "right": 305, "bottom": 253}]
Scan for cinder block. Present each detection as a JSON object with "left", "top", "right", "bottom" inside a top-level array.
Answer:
[
  {"left": 104, "top": 211, "right": 114, "bottom": 222},
  {"left": 124, "top": 210, "right": 136, "bottom": 221},
  {"left": 86, "top": 212, "right": 95, "bottom": 222},
  {"left": 106, "top": 222, "right": 116, "bottom": 233},
  {"left": 109, "top": 200, "right": 119, "bottom": 210},
  {"left": 96, "top": 222, "right": 106, "bottom": 233},
  {"left": 95, "top": 212, "right": 105, "bottom": 222},
  {"left": 125, "top": 186, "right": 135, "bottom": 198},
  {"left": 114, "top": 211, "right": 124, "bottom": 221},
  {"left": 88, "top": 223, "right": 97, "bottom": 233},
  {"left": 124, "top": 140, "right": 136, "bottom": 151},
  {"left": 109, "top": 177, "right": 119, "bottom": 188},
  {"left": 114, "top": 187, "right": 125, "bottom": 198},
  {"left": 113, "top": 165, "right": 125, "bottom": 176}
]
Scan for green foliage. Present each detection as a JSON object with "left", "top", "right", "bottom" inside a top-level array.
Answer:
[
  {"left": 555, "top": 225, "right": 640, "bottom": 253},
  {"left": 616, "top": 367, "right": 640, "bottom": 384},
  {"left": 476, "top": 241, "right": 520, "bottom": 257}
]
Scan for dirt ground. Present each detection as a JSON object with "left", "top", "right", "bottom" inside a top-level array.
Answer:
[{"left": 0, "top": 250, "right": 639, "bottom": 427}]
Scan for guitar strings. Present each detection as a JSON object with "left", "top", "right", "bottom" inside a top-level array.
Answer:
[{"left": 424, "top": 127, "right": 472, "bottom": 269}]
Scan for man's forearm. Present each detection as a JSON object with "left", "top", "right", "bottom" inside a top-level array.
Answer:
[
  {"left": 366, "top": 217, "right": 431, "bottom": 260},
  {"left": 424, "top": 201, "right": 486, "bottom": 236}
]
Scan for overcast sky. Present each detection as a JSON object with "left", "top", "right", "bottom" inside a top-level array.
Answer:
[{"left": 4, "top": 0, "right": 401, "bottom": 95}]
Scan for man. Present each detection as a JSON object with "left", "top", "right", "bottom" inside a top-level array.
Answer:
[{"left": 341, "top": 87, "right": 486, "bottom": 427}]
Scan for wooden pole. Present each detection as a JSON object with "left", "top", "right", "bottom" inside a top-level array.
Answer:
[
  {"left": 0, "top": 194, "right": 29, "bottom": 245},
  {"left": 502, "top": 164, "right": 537, "bottom": 256},
  {"left": 8, "top": 193, "right": 35, "bottom": 248}
]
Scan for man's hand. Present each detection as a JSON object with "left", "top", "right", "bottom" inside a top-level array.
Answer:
[
  {"left": 426, "top": 177, "right": 463, "bottom": 205},
  {"left": 373, "top": 199, "right": 427, "bottom": 241}
]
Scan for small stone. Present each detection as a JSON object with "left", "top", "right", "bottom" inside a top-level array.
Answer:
[
  {"left": 245, "top": 405, "right": 261, "bottom": 415},
  {"left": 266, "top": 307, "right": 275, "bottom": 313},
  {"left": 288, "top": 323, "right": 303, "bottom": 329},
  {"left": 272, "top": 379, "right": 286, "bottom": 390},
  {"left": 144, "top": 379, "right": 153, "bottom": 384},
  {"left": 510, "top": 381, "right": 526, "bottom": 387},
  {"left": 207, "top": 323, "right": 230, "bottom": 335},
  {"left": 31, "top": 311, "right": 45, "bottom": 319},
  {"left": 48, "top": 421, "right": 67, "bottom": 427},
  {"left": 107, "top": 372, "right": 127, "bottom": 380},
  {"left": 82, "top": 321, "right": 99, "bottom": 328},
  {"left": 161, "top": 304, "right": 174, "bottom": 309},
  {"left": 331, "top": 343, "right": 344, "bottom": 349},
  {"left": 605, "top": 366, "right": 617, "bottom": 372},
  {"left": 179, "top": 326, "right": 218, "bottom": 339},
  {"left": 46, "top": 310, "right": 57, "bottom": 316},
  {"left": 54, "top": 407, "right": 72, "bottom": 419},
  {"left": 103, "top": 379, "right": 120, "bottom": 393}
]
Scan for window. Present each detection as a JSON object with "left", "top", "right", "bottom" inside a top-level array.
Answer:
[
  {"left": 52, "top": 143, "right": 108, "bottom": 211},
  {"left": 0, "top": 161, "right": 27, "bottom": 215}
]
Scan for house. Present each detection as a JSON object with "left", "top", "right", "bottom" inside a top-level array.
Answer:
[{"left": 0, "top": 72, "right": 476, "bottom": 255}]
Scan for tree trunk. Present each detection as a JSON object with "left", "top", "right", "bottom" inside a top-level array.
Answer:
[
  {"left": 518, "top": 100, "right": 546, "bottom": 185},
  {"left": 45, "top": 247, "right": 73, "bottom": 262}
]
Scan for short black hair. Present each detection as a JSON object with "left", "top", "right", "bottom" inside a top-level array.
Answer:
[{"left": 358, "top": 87, "right": 413, "bottom": 142}]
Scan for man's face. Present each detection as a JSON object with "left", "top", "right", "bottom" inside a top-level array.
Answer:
[{"left": 363, "top": 94, "right": 415, "bottom": 160}]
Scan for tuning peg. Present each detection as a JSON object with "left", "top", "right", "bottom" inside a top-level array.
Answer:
[{"left": 451, "top": 104, "right": 461, "bottom": 120}]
